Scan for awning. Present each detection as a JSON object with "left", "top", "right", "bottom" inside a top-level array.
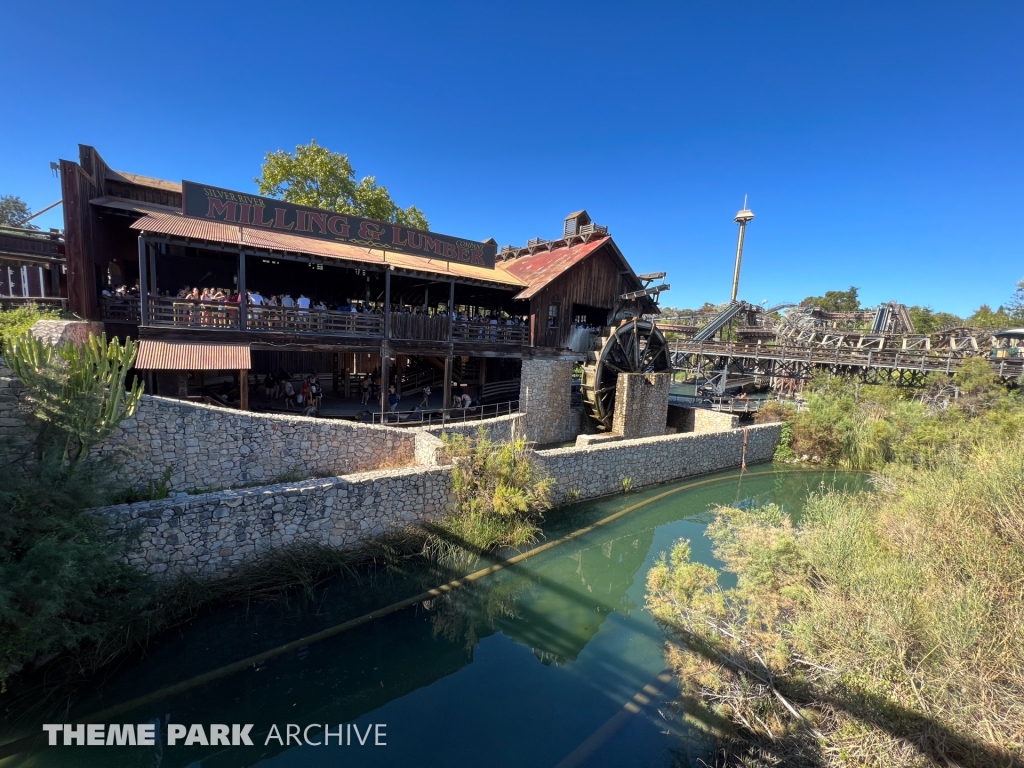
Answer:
[
  {"left": 129, "top": 211, "right": 527, "bottom": 290},
  {"left": 136, "top": 340, "right": 251, "bottom": 370}
]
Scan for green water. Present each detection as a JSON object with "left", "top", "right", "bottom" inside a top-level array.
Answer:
[{"left": 0, "top": 466, "right": 867, "bottom": 768}]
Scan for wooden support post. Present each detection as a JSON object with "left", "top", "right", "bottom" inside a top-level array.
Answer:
[
  {"left": 384, "top": 268, "right": 392, "bottom": 339},
  {"left": 148, "top": 243, "right": 158, "bottom": 297},
  {"left": 380, "top": 345, "right": 390, "bottom": 418},
  {"left": 448, "top": 280, "right": 455, "bottom": 341},
  {"left": 239, "top": 370, "right": 249, "bottom": 411},
  {"left": 332, "top": 352, "right": 339, "bottom": 392},
  {"left": 137, "top": 237, "right": 148, "bottom": 324},
  {"left": 238, "top": 251, "right": 247, "bottom": 330},
  {"left": 443, "top": 354, "right": 453, "bottom": 415}
]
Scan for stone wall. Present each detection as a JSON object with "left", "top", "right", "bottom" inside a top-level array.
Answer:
[
  {"left": 29, "top": 319, "right": 106, "bottom": 347},
  {"left": 98, "top": 466, "right": 452, "bottom": 579},
  {"left": 94, "top": 421, "right": 782, "bottom": 579},
  {"left": 666, "top": 405, "right": 740, "bottom": 434},
  {"left": 612, "top": 372, "right": 670, "bottom": 439},
  {"left": 418, "top": 413, "right": 523, "bottom": 444},
  {"left": 0, "top": 360, "right": 32, "bottom": 465},
  {"left": 694, "top": 408, "right": 739, "bottom": 433},
  {"left": 91, "top": 396, "right": 418, "bottom": 492},
  {"left": 519, "top": 358, "right": 579, "bottom": 445},
  {"left": 535, "top": 423, "right": 781, "bottom": 504}
]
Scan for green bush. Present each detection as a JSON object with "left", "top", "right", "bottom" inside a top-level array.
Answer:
[
  {"left": 783, "top": 366, "right": 1023, "bottom": 470},
  {"left": 426, "top": 429, "right": 554, "bottom": 560},
  {"left": 0, "top": 451, "right": 150, "bottom": 689},
  {"left": 0, "top": 304, "right": 61, "bottom": 349}
]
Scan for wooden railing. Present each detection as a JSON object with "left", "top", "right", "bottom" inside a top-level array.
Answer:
[
  {"left": 247, "top": 305, "right": 383, "bottom": 336},
  {"left": 481, "top": 378, "right": 521, "bottom": 400},
  {"left": 389, "top": 312, "right": 450, "bottom": 341},
  {"left": 100, "top": 296, "right": 141, "bottom": 322},
  {"left": 101, "top": 296, "right": 528, "bottom": 345},
  {"left": 452, "top": 320, "right": 528, "bottom": 345},
  {"left": 369, "top": 399, "right": 520, "bottom": 426},
  {"left": 147, "top": 297, "right": 241, "bottom": 329}
]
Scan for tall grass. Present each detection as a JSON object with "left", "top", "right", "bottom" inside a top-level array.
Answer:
[{"left": 648, "top": 376, "right": 1024, "bottom": 766}]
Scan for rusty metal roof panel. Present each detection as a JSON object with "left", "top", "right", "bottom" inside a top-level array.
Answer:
[
  {"left": 136, "top": 340, "right": 251, "bottom": 370},
  {"left": 130, "top": 212, "right": 525, "bottom": 288},
  {"left": 105, "top": 170, "right": 182, "bottom": 193},
  {"left": 91, "top": 196, "right": 180, "bottom": 214},
  {"left": 501, "top": 237, "right": 610, "bottom": 300}
]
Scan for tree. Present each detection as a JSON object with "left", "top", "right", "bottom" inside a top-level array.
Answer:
[
  {"left": 966, "top": 304, "right": 1012, "bottom": 330},
  {"left": 1007, "top": 278, "right": 1024, "bottom": 324},
  {"left": 907, "top": 305, "right": 961, "bottom": 334},
  {"left": 0, "top": 195, "right": 39, "bottom": 229},
  {"left": 800, "top": 286, "right": 860, "bottom": 313},
  {"left": 255, "top": 140, "right": 429, "bottom": 229}
]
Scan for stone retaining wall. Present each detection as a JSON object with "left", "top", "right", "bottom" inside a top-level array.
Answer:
[
  {"left": 535, "top": 423, "right": 781, "bottom": 504},
  {"left": 98, "top": 465, "right": 451, "bottom": 578},
  {"left": 418, "top": 413, "right": 523, "bottom": 444},
  {"left": 96, "top": 421, "right": 781, "bottom": 579},
  {"left": 91, "top": 396, "right": 418, "bottom": 493}
]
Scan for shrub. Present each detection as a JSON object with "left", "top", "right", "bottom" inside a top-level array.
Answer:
[
  {"left": 647, "top": 436, "right": 1024, "bottom": 767},
  {"left": 0, "top": 450, "right": 150, "bottom": 690},
  {"left": 0, "top": 304, "right": 61, "bottom": 349},
  {"left": 0, "top": 331, "right": 147, "bottom": 690},
  {"left": 426, "top": 429, "right": 554, "bottom": 559}
]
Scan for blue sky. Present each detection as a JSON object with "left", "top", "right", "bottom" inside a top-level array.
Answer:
[{"left": 2, "top": 1, "right": 1021, "bottom": 316}]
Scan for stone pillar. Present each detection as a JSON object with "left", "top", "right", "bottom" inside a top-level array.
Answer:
[
  {"left": 611, "top": 372, "right": 671, "bottom": 439},
  {"left": 519, "top": 358, "right": 575, "bottom": 445}
]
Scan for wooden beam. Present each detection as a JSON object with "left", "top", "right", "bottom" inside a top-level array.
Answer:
[
  {"left": 443, "top": 355, "right": 453, "bottom": 416},
  {"left": 239, "top": 370, "right": 249, "bottom": 411},
  {"left": 138, "top": 237, "right": 148, "bottom": 325},
  {"left": 238, "top": 250, "right": 247, "bottom": 330}
]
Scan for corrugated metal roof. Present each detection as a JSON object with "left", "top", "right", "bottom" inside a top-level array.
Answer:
[
  {"left": 91, "top": 196, "right": 180, "bottom": 214},
  {"left": 105, "top": 170, "right": 183, "bottom": 193},
  {"left": 131, "top": 211, "right": 526, "bottom": 289},
  {"left": 136, "top": 340, "right": 251, "bottom": 370},
  {"left": 501, "top": 237, "right": 610, "bottom": 300}
]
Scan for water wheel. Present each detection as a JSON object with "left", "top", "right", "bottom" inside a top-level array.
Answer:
[{"left": 581, "top": 319, "right": 672, "bottom": 431}]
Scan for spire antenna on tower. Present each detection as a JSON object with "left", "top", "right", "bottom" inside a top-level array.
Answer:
[{"left": 730, "top": 198, "right": 755, "bottom": 303}]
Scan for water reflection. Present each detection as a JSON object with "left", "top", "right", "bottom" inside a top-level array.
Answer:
[{"left": 0, "top": 467, "right": 867, "bottom": 768}]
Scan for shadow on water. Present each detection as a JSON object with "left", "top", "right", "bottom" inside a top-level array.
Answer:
[{"left": 0, "top": 466, "right": 870, "bottom": 768}]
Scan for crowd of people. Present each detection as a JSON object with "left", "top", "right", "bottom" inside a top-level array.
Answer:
[
  {"left": 101, "top": 281, "right": 141, "bottom": 298},
  {"left": 261, "top": 369, "right": 323, "bottom": 416}
]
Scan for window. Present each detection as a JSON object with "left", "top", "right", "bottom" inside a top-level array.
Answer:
[{"left": 547, "top": 302, "right": 559, "bottom": 328}]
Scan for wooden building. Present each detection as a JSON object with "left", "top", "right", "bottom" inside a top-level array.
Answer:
[{"left": 58, "top": 144, "right": 658, "bottom": 414}]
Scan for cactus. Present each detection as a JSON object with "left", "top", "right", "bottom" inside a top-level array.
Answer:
[{"left": 4, "top": 330, "right": 143, "bottom": 464}]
